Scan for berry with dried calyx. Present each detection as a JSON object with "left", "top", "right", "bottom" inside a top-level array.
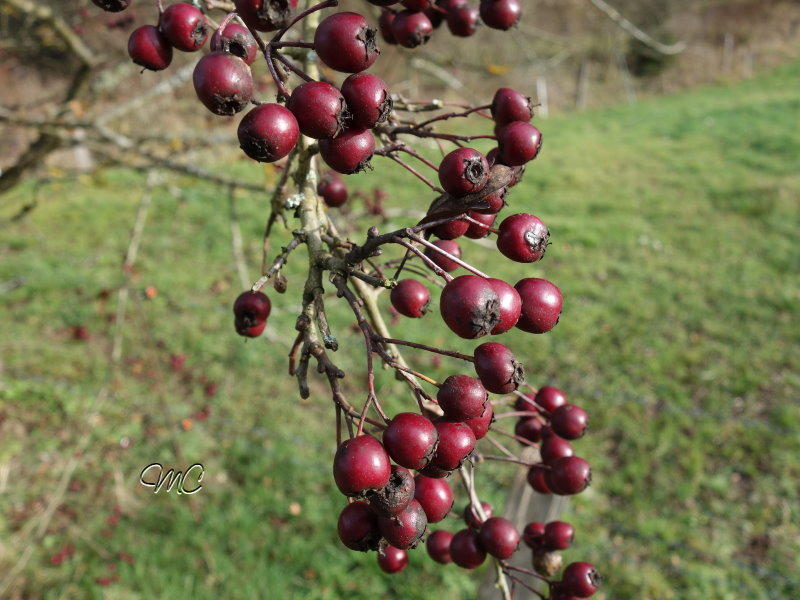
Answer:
[
  {"left": 211, "top": 23, "right": 258, "bottom": 65},
  {"left": 193, "top": 52, "right": 253, "bottom": 116},
  {"left": 319, "top": 129, "right": 376, "bottom": 174},
  {"left": 383, "top": 412, "right": 438, "bottom": 470},
  {"left": 234, "top": 0, "right": 297, "bottom": 32},
  {"left": 515, "top": 277, "right": 563, "bottom": 334},
  {"left": 497, "top": 213, "right": 550, "bottom": 263},
  {"left": 238, "top": 103, "right": 299, "bottom": 163},
  {"left": 368, "top": 465, "right": 415, "bottom": 516},
  {"left": 287, "top": 81, "right": 348, "bottom": 140},
  {"left": 332, "top": 434, "right": 391, "bottom": 496},
  {"left": 390, "top": 279, "right": 431, "bottom": 318},
  {"left": 341, "top": 73, "right": 392, "bottom": 130},
  {"left": 391, "top": 10, "right": 434, "bottom": 48},
  {"left": 159, "top": 2, "right": 208, "bottom": 52},
  {"left": 128, "top": 25, "right": 173, "bottom": 72},
  {"left": 562, "top": 562, "right": 601, "bottom": 597},
  {"left": 377, "top": 498, "right": 428, "bottom": 549},
  {"left": 491, "top": 87, "right": 533, "bottom": 125},
  {"left": 430, "top": 421, "right": 476, "bottom": 470},
  {"left": 474, "top": 341, "right": 525, "bottom": 394},
  {"left": 437, "top": 374, "right": 488, "bottom": 421},
  {"left": 438, "top": 148, "right": 490, "bottom": 197},
  {"left": 439, "top": 275, "right": 501, "bottom": 339},
  {"left": 337, "top": 500, "right": 381, "bottom": 551},
  {"left": 314, "top": 12, "right": 379, "bottom": 73}
]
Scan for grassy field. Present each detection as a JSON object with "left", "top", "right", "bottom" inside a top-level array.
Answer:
[{"left": 1, "top": 61, "right": 799, "bottom": 599}]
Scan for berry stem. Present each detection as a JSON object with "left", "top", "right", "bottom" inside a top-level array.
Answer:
[
  {"left": 480, "top": 454, "right": 534, "bottom": 467},
  {"left": 374, "top": 336, "right": 475, "bottom": 363},
  {"left": 406, "top": 231, "right": 491, "bottom": 278},
  {"left": 270, "top": 0, "right": 338, "bottom": 44},
  {"left": 412, "top": 103, "right": 492, "bottom": 130}
]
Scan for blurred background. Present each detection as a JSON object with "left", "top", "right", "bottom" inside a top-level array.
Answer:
[{"left": 1, "top": 0, "right": 799, "bottom": 598}]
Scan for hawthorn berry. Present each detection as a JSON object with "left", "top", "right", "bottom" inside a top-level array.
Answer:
[
  {"left": 402, "top": 0, "right": 430, "bottom": 9},
  {"left": 417, "top": 462, "right": 451, "bottom": 479},
  {"left": 377, "top": 545, "right": 409, "bottom": 573},
  {"left": 464, "top": 211, "right": 496, "bottom": 239},
  {"left": 368, "top": 0, "right": 403, "bottom": 5},
  {"left": 337, "top": 500, "right": 381, "bottom": 551},
  {"left": 527, "top": 464, "right": 552, "bottom": 494},
  {"left": 498, "top": 121, "right": 543, "bottom": 166},
  {"left": 514, "top": 394, "right": 539, "bottom": 413},
  {"left": 332, "top": 434, "right": 391, "bottom": 496},
  {"left": 547, "top": 456, "right": 591, "bottom": 496},
  {"left": 430, "top": 217, "right": 469, "bottom": 241},
  {"left": 192, "top": 52, "right": 254, "bottom": 116},
  {"left": 425, "top": 239, "right": 461, "bottom": 272},
  {"left": 562, "top": 562, "right": 601, "bottom": 597},
  {"left": 437, "top": 374, "right": 488, "bottom": 421},
  {"left": 446, "top": 3, "right": 480, "bottom": 36},
  {"left": 341, "top": 73, "right": 392, "bottom": 130},
  {"left": 438, "top": 148, "right": 490, "bottom": 197},
  {"left": 92, "top": 0, "right": 129, "bottom": 12},
  {"left": 317, "top": 172, "right": 348, "bottom": 207},
  {"left": 234, "top": 0, "right": 297, "bottom": 32},
  {"left": 536, "top": 386, "right": 568, "bottom": 413},
  {"left": 464, "top": 501, "right": 492, "bottom": 528},
  {"left": 522, "top": 521, "right": 545, "bottom": 548},
  {"left": 128, "top": 25, "right": 173, "bottom": 72},
  {"left": 479, "top": 0, "right": 522, "bottom": 30},
  {"left": 426, "top": 530, "right": 454, "bottom": 564},
  {"left": 314, "top": 12, "right": 379, "bottom": 73},
  {"left": 431, "top": 420, "right": 476, "bottom": 470},
  {"left": 463, "top": 402, "right": 494, "bottom": 440},
  {"left": 551, "top": 405, "right": 589, "bottom": 440},
  {"left": 383, "top": 412, "right": 438, "bottom": 470},
  {"left": 414, "top": 475, "right": 454, "bottom": 523},
  {"left": 233, "top": 290, "right": 271, "bottom": 337},
  {"left": 391, "top": 10, "right": 434, "bottom": 48},
  {"left": 439, "top": 275, "right": 501, "bottom": 339},
  {"left": 210, "top": 23, "right": 258, "bottom": 65},
  {"left": 487, "top": 278, "right": 521, "bottom": 334},
  {"left": 478, "top": 517, "right": 520, "bottom": 559},
  {"left": 474, "top": 341, "right": 525, "bottom": 394},
  {"left": 543, "top": 520, "right": 574, "bottom": 551},
  {"left": 425, "top": 4, "right": 445, "bottom": 28},
  {"left": 378, "top": 9, "right": 399, "bottom": 44},
  {"left": 540, "top": 435, "right": 574, "bottom": 465},
  {"left": 497, "top": 213, "right": 550, "bottom": 263},
  {"left": 159, "top": 2, "right": 208, "bottom": 52},
  {"left": 515, "top": 417, "right": 545, "bottom": 443},
  {"left": 287, "top": 81, "right": 348, "bottom": 140},
  {"left": 515, "top": 277, "right": 563, "bottom": 334},
  {"left": 369, "top": 465, "right": 415, "bottom": 516},
  {"left": 238, "top": 103, "right": 299, "bottom": 163},
  {"left": 491, "top": 87, "right": 533, "bottom": 125},
  {"left": 319, "top": 129, "right": 376, "bottom": 174},
  {"left": 390, "top": 279, "right": 431, "bottom": 318},
  {"left": 449, "top": 529, "right": 486, "bottom": 569},
  {"left": 475, "top": 187, "right": 507, "bottom": 214},
  {"left": 378, "top": 498, "right": 428, "bottom": 549}
]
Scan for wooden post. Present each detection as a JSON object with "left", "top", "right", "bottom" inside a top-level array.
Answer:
[
  {"left": 536, "top": 76, "right": 549, "bottom": 118},
  {"left": 575, "top": 61, "right": 590, "bottom": 111}
]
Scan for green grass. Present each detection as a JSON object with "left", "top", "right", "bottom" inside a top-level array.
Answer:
[{"left": 1, "top": 61, "right": 799, "bottom": 599}]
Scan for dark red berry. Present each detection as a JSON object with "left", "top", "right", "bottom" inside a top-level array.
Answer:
[
  {"left": 478, "top": 517, "right": 519, "bottom": 559},
  {"left": 314, "top": 12, "right": 379, "bottom": 73},
  {"left": 234, "top": 0, "right": 297, "bottom": 32},
  {"left": 378, "top": 498, "right": 427, "bottom": 549},
  {"left": 211, "top": 23, "right": 258, "bottom": 65},
  {"left": 430, "top": 217, "right": 469, "bottom": 241},
  {"left": 287, "top": 81, "right": 348, "bottom": 140},
  {"left": 391, "top": 10, "right": 434, "bottom": 48},
  {"left": 402, "top": 0, "right": 430, "bottom": 9},
  {"left": 378, "top": 9, "right": 399, "bottom": 44},
  {"left": 515, "top": 278, "right": 563, "bottom": 334},
  {"left": 522, "top": 521, "right": 545, "bottom": 548},
  {"left": 446, "top": 3, "right": 480, "bottom": 36},
  {"left": 497, "top": 213, "right": 550, "bottom": 263},
  {"left": 233, "top": 290, "right": 271, "bottom": 337},
  {"left": 562, "top": 561, "right": 601, "bottom": 597},
  {"left": 193, "top": 52, "right": 253, "bottom": 116},
  {"left": 437, "top": 374, "right": 488, "bottom": 421},
  {"left": 238, "top": 103, "right": 299, "bottom": 163},
  {"left": 514, "top": 394, "right": 538, "bottom": 413},
  {"left": 159, "top": 2, "right": 208, "bottom": 52},
  {"left": 543, "top": 520, "right": 574, "bottom": 551},
  {"left": 463, "top": 401, "right": 494, "bottom": 440},
  {"left": 128, "top": 25, "right": 173, "bottom": 72},
  {"left": 337, "top": 500, "right": 381, "bottom": 551},
  {"left": 92, "top": 0, "right": 130, "bottom": 12},
  {"left": 383, "top": 412, "right": 438, "bottom": 470},
  {"left": 390, "top": 279, "right": 430, "bottom": 318},
  {"left": 527, "top": 464, "right": 551, "bottom": 494},
  {"left": 464, "top": 211, "right": 495, "bottom": 239},
  {"left": 368, "top": 0, "right": 402, "bottom": 5},
  {"left": 319, "top": 128, "right": 375, "bottom": 174},
  {"left": 424, "top": 5, "right": 445, "bottom": 28},
  {"left": 479, "top": 0, "right": 521, "bottom": 30},
  {"left": 414, "top": 475, "right": 454, "bottom": 523},
  {"left": 317, "top": 172, "right": 348, "bottom": 207},
  {"left": 440, "top": 275, "right": 501, "bottom": 339},
  {"left": 487, "top": 278, "right": 521, "bottom": 334},
  {"left": 474, "top": 341, "right": 525, "bottom": 394},
  {"left": 431, "top": 421, "right": 475, "bottom": 470},
  {"left": 417, "top": 462, "right": 451, "bottom": 479},
  {"left": 369, "top": 465, "right": 415, "bottom": 516},
  {"left": 540, "top": 435, "right": 574, "bottom": 465},
  {"left": 377, "top": 545, "right": 409, "bottom": 573},
  {"left": 491, "top": 87, "right": 532, "bottom": 125},
  {"left": 425, "top": 240, "right": 461, "bottom": 272},
  {"left": 341, "top": 73, "right": 392, "bottom": 130},
  {"left": 547, "top": 456, "right": 591, "bottom": 496},
  {"left": 463, "top": 501, "right": 492, "bottom": 528},
  {"left": 549, "top": 582, "right": 581, "bottom": 600},
  {"left": 439, "top": 148, "right": 490, "bottom": 197},
  {"left": 551, "top": 405, "right": 588, "bottom": 440},
  {"left": 437, "top": 0, "right": 468, "bottom": 9},
  {"left": 332, "top": 435, "right": 391, "bottom": 496},
  {"left": 475, "top": 187, "right": 507, "bottom": 214},
  {"left": 535, "top": 386, "right": 568, "bottom": 413},
  {"left": 426, "top": 530, "right": 453, "bottom": 563},
  {"left": 449, "top": 529, "right": 486, "bottom": 569},
  {"left": 515, "top": 417, "right": 544, "bottom": 443},
  {"left": 498, "top": 121, "right": 542, "bottom": 166}
]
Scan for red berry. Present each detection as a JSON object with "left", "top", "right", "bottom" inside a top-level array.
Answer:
[
  {"left": 314, "top": 12, "right": 379, "bottom": 73},
  {"left": 464, "top": 211, "right": 495, "bottom": 239},
  {"left": 317, "top": 173, "right": 349, "bottom": 207},
  {"left": 551, "top": 405, "right": 588, "bottom": 440},
  {"left": 431, "top": 421, "right": 475, "bottom": 470},
  {"left": 128, "top": 25, "right": 173, "bottom": 72},
  {"left": 491, "top": 88, "right": 532, "bottom": 125},
  {"left": 332, "top": 435, "right": 391, "bottom": 496},
  {"left": 547, "top": 456, "right": 591, "bottom": 496},
  {"left": 449, "top": 529, "right": 486, "bottom": 569},
  {"left": 337, "top": 500, "right": 381, "bottom": 551},
  {"left": 487, "top": 278, "right": 521, "bottom": 334},
  {"left": 540, "top": 435, "right": 574, "bottom": 465},
  {"left": 402, "top": 0, "right": 430, "bottom": 9},
  {"left": 535, "top": 386, "right": 568, "bottom": 413},
  {"left": 391, "top": 10, "right": 434, "bottom": 48},
  {"left": 424, "top": 5, "right": 444, "bottom": 28},
  {"left": 377, "top": 545, "right": 409, "bottom": 573},
  {"left": 211, "top": 23, "right": 258, "bottom": 65},
  {"left": 417, "top": 462, "right": 451, "bottom": 479},
  {"left": 480, "top": 0, "right": 521, "bottom": 30},
  {"left": 437, "top": 375, "right": 488, "bottom": 421},
  {"left": 475, "top": 187, "right": 507, "bottom": 214},
  {"left": 341, "top": 73, "right": 392, "bottom": 129},
  {"left": 498, "top": 121, "right": 542, "bottom": 166},
  {"left": 234, "top": 0, "right": 297, "bottom": 32},
  {"left": 426, "top": 530, "right": 453, "bottom": 563},
  {"left": 319, "top": 128, "right": 375, "bottom": 174},
  {"left": 425, "top": 240, "right": 461, "bottom": 272},
  {"left": 287, "top": 81, "right": 348, "bottom": 140},
  {"left": 430, "top": 217, "right": 469, "bottom": 240},
  {"left": 497, "top": 213, "right": 550, "bottom": 263},
  {"left": 414, "top": 475, "right": 454, "bottom": 523},
  {"left": 474, "top": 341, "right": 525, "bottom": 394},
  {"left": 543, "top": 520, "right": 574, "bottom": 551},
  {"left": 514, "top": 394, "right": 538, "bottom": 413},
  {"left": 193, "top": 52, "right": 253, "bottom": 116},
  {"left": 383, "top": 413, "right": 438, "bottom": 470},
  {"left": 238, "top": 103, "right": 299, "bottom": 163},
  {"left": 233, "top": 290, "right": 271, "bottom": 337},
  {"left": 92, "top": 0, "right": 130, "bottom": 12},
  {"left": 515, "top": 278, "right": 563, "bottom": 334},
  {"left": 526, "top": 464, "right": 551, "bottom": 494},
  {"left": 368, "top": 0, "right": 402, "bottom": 4},
  {"left": 439, "top": 275, "right": 501, "bottom": 339},
  {"left": 446, "top": 4, "right": 480, "bottom": 36},
  {"left": 478, "top": 517, "right": 519, "bottom": 559},
  {"left": 463, "top": 501, "right": 492, "bottom": 528},
  {"left": 522, "top": 521, "right": 545, "bottom": 548},
  {"left": 390, "top": 279, "right": 431, "bottom": 318},
  {"left": 377, "top": 10, "right": 399, "bottom": 48},
  {"left": 438, "top": 148, "right": 490, "bottom": 197},
  {"left": 159, "top": 2, "right": 208, "bottom": 52},
  {"left": 515, "top": 417, "right": 544, "bottom": 443},
  {"left": 369, "top": 465, "right": 415, "bottom": 516},
  {"left": 462, "top": 402, "right": 494, "bottom": 440},
  {"left": 378, "top": 498, "right": 427, "bottom": 549},
  {"left": 562, "top": 562, "right": 601, "bottom": 597}
]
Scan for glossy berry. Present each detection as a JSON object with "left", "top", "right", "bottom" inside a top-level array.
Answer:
[
  {"left": 431, "top": 421, "right": 476, "bottom": 470},
  {"left": 464, "top": 501, "right": 492, "bottom": 529},
  {"left": 378, "top": 498, "right": 427, "bottom": 549},
  {"left": 425, "top": 5, "right": 445, "bottom": 28},
  {"left": 562, "top": 562, "right": 601, "bottom": 597},
  {"left": 287, "top": 81, "right": 348, "bottom": 140},
  {"left": 211, "top": 23, "right": 258, "bottom": 65},
  {"left": 474, "top": 341, "right": 525, "bottom": 394},
  {"left": 314, "top": 12, "right": 379, "bottom": 73},
  {"left": 514, "top": 394, "right": 539, "bottom": 413},
  {"left": 390, "top": 279, "right": 431, "bottom": 318},
  {"left": 480, "top": 0, "right": 522, "bottom": 30},
  {"left": 317, "top": 173, "right": 348, "bottom": 207},
  {"left": 369, "top": 465, "right": 415, "bottom": 516},
  {"left": 193, "top": 52, "right": 253, "bottom": 116},
  {"left": 497, "top": 213, "right": 550, "bottom": 263},
  {"left": 522, "top": 521, "right": 545, "bottom": 548},
  {"left": 378, "top": 9, "right": 398, "bottom": 44},
  {"left": 543, "top": 520, "right": 574, "bottom": 551},
  {"left": 551, "top": 405, "right": 589, "bottom": 440},
  {"left": 439, "top": 275, "right": 501, "bottom": 339},
  {"left": 430, "top": 217, "right": 468, "bottom": 240},
  {"left": 341, "top": 73, "right": 392, "bottom": 130},
  {"left": 417, "top": 462, "right": 451, "bottom": 479},
  {"left": 391, "top": 10, "right": 434, "bottom": 48},
  {"left": 319, "top": 129, "right": 375, "bottom": 174},
  {"left": 536, "top": 386, "right": 568, "bottom": 413},
  {"left": 478, "top": 517, "right": 520, "bottom": 559},
  {"left": 383, "top": 413, "right": 438, "bottom": 470},
  {"left": 446, "top": 4, "right": 480, "bottom": 36},
  {"left": 438, "top": 148, "right": 490, "bottom": 197},
  {"left": 159, "top": 3, "right": 208, "bottom": 52},
  {"left": 475, "top": 187, "right": 507, "bottom": 214},
  {"left": 515, "top": 417, "right": 545, "bottom": 443},
  {"left": 527, "top": 464, "right": 552, "bottom": 494},
  {"left": 491, "top": 88, "right": 532, "bottom": 125},
  {"left": 487, "top": 278, "right": 521, "bottom": 334},
  {"left": 128, "top": 25, "right": 173, "bottom": 72},
  {"left": 463, "top": 401, "right": 494, "bottom": 440},
  {"left": 233, "top": 290, "right": 271, "bottom": 337},
  {"left": 238, "top": 103, "right": 299, "bottom": 163},
  {"left": 515, "top": 278, "right": 563, "bottom": 334},
  {"left": 437, "top": 375, "right": 488, "bottom": 421},
  {"left": 414, "top": 475, "right": 454, "bottom": 523},
  {"left": 337, "top": 500, "right": 381, "bottom": 551},
  {"left": 402, "top": 0, "right": 430, "bottom": 9},
  {"left": 540, "top": 435, "right": 574, "bottom": 465},
  {"left": 377, "top": 545, "right": 409, "bottom": 573},
  {"left": 234, "top": 0, "right": 297, "bottom": 32},
  {"left": 498, "top": 121, "right": 543, "bottom": 166},
  {"left": 332, "top": 435, "right": 391, "bottom": 496},
  {"left": 464, "top": 211, "right": 495, "bottom": 239},
  {"left": 547, "top": 456, "right": 591, "bottom": 496},
  {"left": 426, "top": 530, "right": 453, "bottom": 564},
  {"left": 449, "top": 529, "right": 486, "bottom": 569},
  {"left": 425, "top": 240, "right": 461, "bottom": 272},
  {"left": 92, "top": 0, "right": 130, "bottom": 12}
]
